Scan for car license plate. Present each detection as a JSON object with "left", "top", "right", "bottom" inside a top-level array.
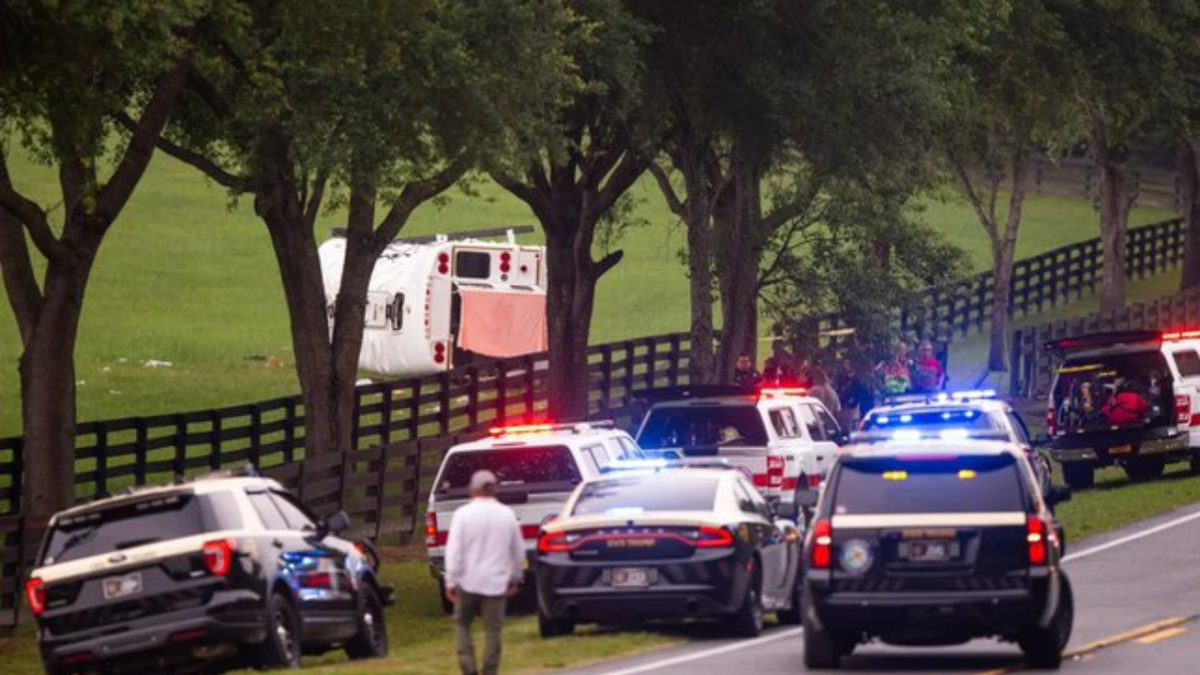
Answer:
[
  {"left": 610, "top": 567, "right": 652, "bottom": 588},
  {"left": 1108, "top": 444, "right": 1133, "bottom": 456},
  {"left": 899, "top": 540, "right": 958, "bottom": 562},
  {"left": 102, "top": 572, "right": 143, "bottom": 600}
]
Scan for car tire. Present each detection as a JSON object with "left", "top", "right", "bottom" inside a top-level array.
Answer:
[
  {"left": 728, "top": 563, "right": 765, "bottom": 638},
  {"left": 253, "top": 592, "right": 302, "bottom": 670},
  {"left": 345, "top": 585, "right": 389, "bottom": 660},
  {"left": 1123, "top": 457, "right": 1165, "bottom": 481},
  {"left": 1019, "top": 575, "right": 1074, "bottom": 670},
  {"left": 1189, "top": 450, "right": 1200, "bottom": 475},
  {"left": 537, "top": 608, "right": 575, "bottom": 638},
  {"left": 1061, "top": 463, "right": 1094, "bottom": 490},
  {"left": 776, "top": 572, "right": 804, "bottom": 626},
  {"left": 802, "top": 596, "right": 840, "bottom": 669}
]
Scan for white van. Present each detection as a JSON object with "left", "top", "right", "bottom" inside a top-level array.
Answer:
[{"left": 318, "top": 227, "right": 548, "bottom": 377}]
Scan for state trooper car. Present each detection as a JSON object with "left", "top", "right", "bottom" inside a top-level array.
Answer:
[
  {"left": 26, "top": 471, "right": 390, "bottom": 675},
  {"left": 535, "top": 464, "right": 804, "bottom": 638},
  {"left": 861, "top": 389, "right": 1054, "bottom": 496},
  {"left": 425, "top": 421, "right": 644, "bottom": 611},
  {"left": 800, "top": 437, "right": 1073, "bottom": 670}
]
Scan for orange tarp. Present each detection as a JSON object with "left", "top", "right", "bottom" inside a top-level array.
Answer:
[{"left": 456, "top": 287, "right": 548, "bottom": 358}]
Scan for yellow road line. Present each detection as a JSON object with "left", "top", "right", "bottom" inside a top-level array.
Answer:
[
  {"left": 1064, "top": 616, "right": 1190, "bottom": 658},
  {"left": 1135, "top": 626, "right": 1188, "bottom": 645}
]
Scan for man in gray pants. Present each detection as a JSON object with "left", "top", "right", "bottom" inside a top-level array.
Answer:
[{"left": 444, "top": 470, "right": 525, "bottom": 675}]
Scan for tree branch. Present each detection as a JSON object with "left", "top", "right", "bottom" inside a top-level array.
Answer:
[
  {"left": 113, "top": 112, "right": 250, "bottom": 192},
  {"left": 591, "top": 150, "right": 646, "bottom": 223},
  {"left": 594, "top": 249, "right": 624, "bottom": 280},
  {"left": 303, "top": 166, "right": 329, "bottom": 231},
  {"left": 949, "top": 151, "right": 999, "bottom": 246},
  {"left": 374, "top": 156, "right": 471, "bottom": 245},
  {"left": 0, "top": 191, "right": 43, "bottom": 343},
  {"left": 647, "top": 160, "right": 686, "bottom": 218},
  {"left": 96, "top": 57, "right": 193, "bottom": 224},
  {"left": 0, "top": 152, "right": 65, "bottom": 262}
]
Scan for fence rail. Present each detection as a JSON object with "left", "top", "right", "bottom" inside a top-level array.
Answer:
[
  {"left": 1008, "top": 286, "right": 1200, "bottom": 399},
  {"left": 0, "top": 332, "right": 691, "bottom": 627},
  {"left": 811, "top": 217, "right": 1186, "bottom": 348}
]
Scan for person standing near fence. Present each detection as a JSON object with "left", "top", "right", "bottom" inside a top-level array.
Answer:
[{"left": 444, "top": 470, "right": 524, "bottom": 675}]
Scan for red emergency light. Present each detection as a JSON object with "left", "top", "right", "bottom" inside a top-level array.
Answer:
[
  {"left": 1162, "top": 329, "right": 1200, "bottom": 341},
  {"left": 759, "top": 387, "right": 808, "bottom": 399},
  {"left": 488, "top": 423, "right": 556, "bottom": 437}
]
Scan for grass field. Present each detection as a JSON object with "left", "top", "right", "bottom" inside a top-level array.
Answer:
[{"left": 0, "top": 146, "right": 1176, "bottom": 436}]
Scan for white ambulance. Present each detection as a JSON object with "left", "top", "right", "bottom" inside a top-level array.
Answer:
[{"left": 318, "top": 227, "right": 548, "bottom": 377}]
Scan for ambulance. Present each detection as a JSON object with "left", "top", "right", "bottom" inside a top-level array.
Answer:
[{"left": 318, "top": 226, "right": 548, "bottom": 377}]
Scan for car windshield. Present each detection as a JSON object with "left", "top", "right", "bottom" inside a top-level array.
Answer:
[
  {"left": 1052, "top": 350, "right": 1174, "bottom": 432},
  {"left": 638, "top": 406, "right": 768, "bottom": 449},
  {"left": 571, "top": 475, "right": 720, "bottom": 516},
  {"left": 42, "top": 493, "right": 208, "bottom": 566},
  {"left": 834, "top": 454, "right": 1025, "bottom": 514},
  {"left": 437, "top": 445, "right": 581, "bottom": 494},
  {"left": 862, "top": 408, "right": 1003, "bottom": 437}
]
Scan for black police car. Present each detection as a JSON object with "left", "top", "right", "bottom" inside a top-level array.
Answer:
[
  {"left": 800, "top": 439, "right": 1073, "bottom": 669},
  {"left": 536, "top": 466, "right": 804, "bottom": 638},
  {"left": 26, "top": 473, "right": 391, "bottom": 674}
]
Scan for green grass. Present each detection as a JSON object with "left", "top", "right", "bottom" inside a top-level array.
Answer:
[{"left": 0, "top": 146, "right": 1176, "bottom": 437}]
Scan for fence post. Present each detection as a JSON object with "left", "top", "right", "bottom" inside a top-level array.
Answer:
[
  {"left": 209, "top": 410, "right": 222, "bottom": 471},
  {"left": 135, "top": 419, "right": 148, "bottom": 486},
  {"left": 523, "top": 356, "right": 536, "bottom": 422},
  {"left": 94, "top": 422, "right": 108, "bottom": 498},
  {"left": 283, "top": 398, "right": 297, "bottom": 464},
  {"left": 645, "top": 339, "right": 658, "bottom": 390},
  {"left": 408, "top": 378, "right": 422, "bottom": 440},
  {"left": 351, "top": 385, "right": 363, "bottom": 450},
  {"left": 668, "top": 335, "right": 682, "bottom": 386},
  {"left": 1009, "top": 329, "right": 1023, "bottom": 397},
  {"left": 381, "top": 381, "right": 393, "bottom": 446},
  {"left": 466, "top": 366, "right": 480, "bottom": 430},
  {"left": 249, "top": 405, "right": 262, "bottom": 467},
  {"left": 623, "top": 341, "right": 636, "bottom": 409},
  {"left": 495, "top": 361, "right": 508, "bottom": 428},
  {"left": 438, "top": 371, "right": 451, "bottom": 436},
  {"left": 172, "top": 414, "right": 187, "bottom": 480}
]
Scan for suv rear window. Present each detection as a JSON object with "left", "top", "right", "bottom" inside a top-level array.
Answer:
[
  {"left": 572, "top": 476, "right": 719, "bottom": 516},
  {"left": 1052, "top": 350, "right": 1174, "bottom": 432},
  {"left": 42, "top": 493, "right": 213, "bottom": 566},
  {"left": 638, "top": 406, "right": 768, "bottom": 449},
  {"left": 437, "top": 445, "right": 581, "bottom": 494},
  {"left": 834, "top": 455, "right": 1024, "bottom": 514}
]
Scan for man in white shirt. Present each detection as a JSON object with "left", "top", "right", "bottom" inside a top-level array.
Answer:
[{"left": 444, "top": 470, "right": 525, "bottom": 675}]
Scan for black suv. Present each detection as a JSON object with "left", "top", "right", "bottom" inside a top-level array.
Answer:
[
  {"left": 801, "top": 439, "right": 1073, "bottom": 670},
  {"left": 26, "top": 473, "right": 392, "bottom": 674}
]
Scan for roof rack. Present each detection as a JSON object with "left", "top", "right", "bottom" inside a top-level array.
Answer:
[
  {"left": 487, "top": 420, "right": 616, "bottom": 437},
  {"left": 329, "top": 225, "right": 535, "bottom": 244}
]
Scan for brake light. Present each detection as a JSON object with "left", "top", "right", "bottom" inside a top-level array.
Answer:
[
  {"left": 437, "top": 252, "right": 450, "bottom": 275},
  {"left": 1026, "top": 516, "right": 1047, "bottom": 566},
  {"left": 425, "top": 511, "right": 438, "bottom": 548},
  {"left": 1176, "top": 395, "right": 1191, "bottom": 426},
  {"left": 696, "top": 526, "right": 735, "bottom": 549},
  {"left": 1046, "top": 404, "right": 1057, "bottom": 436},
  {"left": 538, "top": 531, "right": 570, "bottom": 554},
  {"left": 433, "top": 341, "right": 446, "bottom": 364},
  {"left": 202, "top": 539, "right": 237, "bottom": 576},
  {"left": 767, "top": 456, "right": 785, "bottom": 489},
  {"left": 807, "top": 474, "right": 823, "bottom": 489},
  {"left": 811, "top": 519, "right": 832, "bottom": 569},
  {"left": 299, "top": 572, "right": 335, "bottom": 589},
  {"left": 25, "top": 577, "right": 45, "bottom": 616}
]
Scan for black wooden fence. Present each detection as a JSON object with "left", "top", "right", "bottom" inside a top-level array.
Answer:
[
  {"left": 811, "top": 217, "right": 1186, "bottom": 348},
  {"left": 1008, "top": 286, "right": 1200, "bottom": 399},
  {"left": 0, "top": 333, "right": 691, "bottom": 627}
]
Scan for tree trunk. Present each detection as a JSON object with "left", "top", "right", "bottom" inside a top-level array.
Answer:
[
  {"left": 1095, "top": 143, "right": 1134, "bottom": 313},
  {"left": 21, "top": 251, "right": 96, "bottom": 518},
  {"left": 543, "top": 221, "right": 597, "bottom": 422},
  {"left": 675, "top": 142, "right": 717, "bottom": 385},
  {"left": 1181, "top": 138, "right": 1200, "bottom": 293},
  {"left": 988, "top": 150, "right": 1029, "bottom": 372},
  {"left": 713, "top": 142, "right": 764, "bottom": 381}
]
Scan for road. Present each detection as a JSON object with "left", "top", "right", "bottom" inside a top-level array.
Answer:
[{"left": 560, "top": 503, "right": 1200, "bottom": 675}]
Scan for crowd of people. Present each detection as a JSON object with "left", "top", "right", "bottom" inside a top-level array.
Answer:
[{"left": 731, "top": 338, "right": 949, "bottom": 428}]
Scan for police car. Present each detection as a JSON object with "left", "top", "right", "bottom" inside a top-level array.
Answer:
[
  {"left": 535, "top": 465, "right": 803, "bottom": 638},
  {"left": 1046, "top": 330, "right": 1200, "bottom": 488},
  {"left": 635, "top": 386, "right": 844, "bottom": 515},
  {"left": 425, "top": 421, "right": 644, "bottom": 611},
  {"left": 861, "top": 390, "right": 1054, "bottom": 496},
  {"left": 800, "top": 437, "right": 1073, "bottom": 669},
  {"left": 26, "top": 471, "right": 390, "bottom": 675}
]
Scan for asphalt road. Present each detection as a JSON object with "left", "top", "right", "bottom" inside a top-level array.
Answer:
[{"left": 561, "top": 503, "right": 1200, "bottom": 675}]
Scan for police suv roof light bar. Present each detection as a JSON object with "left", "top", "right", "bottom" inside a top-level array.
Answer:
[{"left": 487, "top": 420, "right": 616, "bottom": 437}]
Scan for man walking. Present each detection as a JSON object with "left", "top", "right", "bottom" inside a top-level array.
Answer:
[{"left": 444, "top": 470, "right": 525, "bottom": 675}]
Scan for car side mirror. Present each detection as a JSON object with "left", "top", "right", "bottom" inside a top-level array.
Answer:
[
  {"left": 1046, "top": 485, "right": 1072, "bottom": 507},
  {"left": 325, "top": 510, "right": 351, "bottom": 535},
  {"left": 795, "top": 490, "right": 820, "bottom": 509},
  {"left": 772, "top": 500, "right": 799, "bottom": 522},
  {"left": 833, "top": 430, "right": 850, "bottom": 446}
]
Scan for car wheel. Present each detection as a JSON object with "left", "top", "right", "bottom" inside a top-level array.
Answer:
[
  {"left": 802, "top": 596, "right": 840, "bottom": 669},
  {"left": 728, "top": 564, "right": 764, "bottom": 638},
  {"left": 1123, "top": 457, "right": 1165, "bottom": 481},
  {"left": 345, "top": 585, "right": 389, "bottom": 660},
  {"left": 1019, "top": 575, "right": 1074, "bottom": 670},
  {"left": 537, "top": 608, "right": 575, "bottom": 638},
  {"left": 1189, "top": 450, "right": 1200, "bottom": 475},
  {"left": 1061, "top": 463, "right": 1094, "bottom": 490},
  {"left": 776, "top": 571, "right": 804, "bottom": 626},
  {"left": 253, "top": 592, "right": 301, "bottom": 670}
]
